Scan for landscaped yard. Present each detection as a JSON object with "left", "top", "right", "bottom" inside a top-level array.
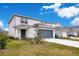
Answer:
[{"left": 0, "top": 39, "right": 79, "bottom": 56}]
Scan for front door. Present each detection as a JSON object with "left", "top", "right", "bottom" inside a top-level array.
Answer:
[{"left": 21, "top": 29, "right": 26, "bottom": 38}]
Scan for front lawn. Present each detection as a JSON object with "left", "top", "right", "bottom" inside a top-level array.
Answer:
[{"left": 0, "top": 39, "right": 79, "bottom": 56}]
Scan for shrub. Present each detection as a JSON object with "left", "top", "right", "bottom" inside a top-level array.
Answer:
[
  {"left": 9, "top": 36, "right": 15, "bottom": 39},
  {"left": 9, "top": 36, "right": 19, "bottom": 40},
  {"left": 0, "top": 33, "right": 8, "bottom": 49}
]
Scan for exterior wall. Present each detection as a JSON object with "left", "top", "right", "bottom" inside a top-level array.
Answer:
[
  {"left": 26, "top": 27, "right": 55, "bottom": 39},
  {"left": 15, "top": 16, "right": 21, "bottom": 25},
  {"left": 9, "top": 16, "right": 21, "bottom": 38},
  {"left": 15, "top": 29, "right": 21, "bottom": 39},
  {"left": 14, "top": 16, "right": 21, "bottom": 38},
  {"left": 27, "top": 19, "right": 41, "bottom": 25},
  {"left": 62, "top": 31, "right": 68, "bottom": 38},
  {"left": 55, "top": 30, "right": 62, "bottom": 38},
  {"left": 26, "top": 27, "right": 37, "bottom": 38},
  {"left": 9, "top": 16, "right": 16, "bottom": 37}
]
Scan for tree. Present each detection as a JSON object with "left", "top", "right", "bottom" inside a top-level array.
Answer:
[
  {"left": 33, "top": 24, "right": 42, "bottom": 44},
  {"left": 0, "top": 33, "right": 8, "bottom": 49}
]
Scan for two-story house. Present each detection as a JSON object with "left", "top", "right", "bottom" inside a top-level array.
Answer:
[{"left": 8, "top": 14, "right": 61, "bottom": 39}]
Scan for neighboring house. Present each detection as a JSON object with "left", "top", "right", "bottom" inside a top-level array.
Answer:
[
  {"left": 68, "top": 27, "right": 79, "bottom": 37},
  {"left": 8, "top": 14, "right": 61, "bottom": 39},
  {"left": 55, "top": 26, "right": 79, "bottom": 38},
  {"left": 55, "top": 27, "right": 69, "bottom": 38}
]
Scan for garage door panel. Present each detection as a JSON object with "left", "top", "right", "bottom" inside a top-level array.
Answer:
[{"left": 40, "top": 30, "right": 53, "bottom": 38}]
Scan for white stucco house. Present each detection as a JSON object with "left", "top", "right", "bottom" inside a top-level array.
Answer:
[{"left": 8, "top": 14, "right": 62, "bottom": 39}]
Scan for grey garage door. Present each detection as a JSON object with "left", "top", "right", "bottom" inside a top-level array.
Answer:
[{"left": 40, "top": 30, "right": 53, "bottom": 38}]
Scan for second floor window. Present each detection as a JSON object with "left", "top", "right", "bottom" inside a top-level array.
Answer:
[
  {"left": 21, "top": 17, "right": 28, "bottom": 24},
  {"left": 25, "top": 21, "right": 27, "bottom": 24},
  {"left": 21, "top": 20, "right": 24, "bottom": 23},
  {"left": 21, "top": 20, "right": 27, "bottom": 24}
]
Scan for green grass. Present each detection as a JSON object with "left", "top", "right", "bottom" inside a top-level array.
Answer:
[{"left": 0, "top": 39, "right": 79, "bottom": 56}]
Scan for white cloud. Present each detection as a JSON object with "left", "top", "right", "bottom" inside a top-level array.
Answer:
[
  {"left": 71, "top": 17, "right": 79, "bottom": 26},
  {"left": 4, "top": 28, "right": 9, "bottom": 31},
  {"left": 40, "top": 12, "right": 49, "bottom": 15},
  {"left": 41, "top": 3, "right": 79, "bottom": 19},
  {"left": 0, "top": 20, "right": 3, "bottom": 28},
  {"left": 42, "top": 3, "right": 62, "bottom": 10},
  {"left": 55, "top": 6, "right": 79, "bottom": 19}
]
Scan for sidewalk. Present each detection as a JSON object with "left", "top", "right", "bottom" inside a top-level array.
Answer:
[{"left": 44, "top": 39, "right": 79, "bottom": 48}]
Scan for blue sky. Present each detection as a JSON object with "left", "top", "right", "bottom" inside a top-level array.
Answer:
[{"left": 0, "top": 3, "right": 79, "bottom": 30}]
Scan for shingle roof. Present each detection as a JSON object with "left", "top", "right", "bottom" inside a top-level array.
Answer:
[{"left": 8, "top": 13, "right": 55, "bottom": 24}]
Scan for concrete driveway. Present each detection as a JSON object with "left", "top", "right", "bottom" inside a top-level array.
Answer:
[
  {"left": 44, "top": 39, "right": 79, "bottom": 48},
  {"left": 70, "top": 37, "right": 79, "bottom": 39}
]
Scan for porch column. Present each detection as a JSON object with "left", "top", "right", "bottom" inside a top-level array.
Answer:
[{"left": 53, "top": 29, "right": 55, "bottom": 39}]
